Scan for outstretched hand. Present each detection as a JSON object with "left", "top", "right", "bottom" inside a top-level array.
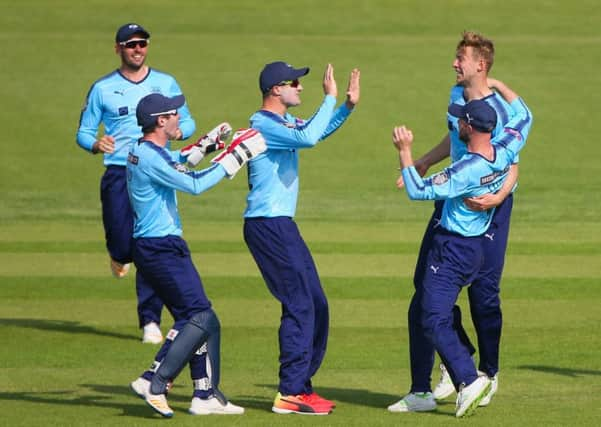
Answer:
[
  {"left": 345, "top": 68, "right": 360, "bottom": 109},
  {"left": 322, "top": 63, "right": 338, "bottom": 98}
]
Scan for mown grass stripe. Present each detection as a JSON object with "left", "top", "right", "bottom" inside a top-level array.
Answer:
[{"left": 1, "top": 240, "right": 600, "bottom": 255}]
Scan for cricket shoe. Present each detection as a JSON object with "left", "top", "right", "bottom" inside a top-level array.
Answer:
[
  {"left": 433, "top": 363, "right": 455, "bottom": 400},
  {"left": 306, "top": 392, "right": 336, "bottom": 408},
  {"left": 272, "top": 392, "right": 332, "bottom": 415},
  {"left": 479, "top": 374, "right": 498, "bottom": 407},
  {"left": 142, "top": 322, "right": 163, "bottom": 344},
  {"left": 130, "top": 377, "right": 151, "bottom": 399},
  {"left": 131, "top": 376, "right": 173, "bottom": 399},
  {"left": 110, "top": 258, "right": 130, "bottom": 278},
  {"left": 455, "top": 376, "right": 491, "bottom": 418},
  {"left": 387, "top": 392, "right": 437, "bottom": 413},
  {"left": 145, "top": 392, "right": 174, "bottom": 418},
  {"left": 189, "top": 396, "right": 244, "bottom": 415}
]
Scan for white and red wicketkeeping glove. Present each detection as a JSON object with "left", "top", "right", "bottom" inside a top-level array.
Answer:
[
  {"left": 180, "top": 122, "right": 233, "bottom": 166},
  {"left": 211, "top": 128, "right": 266, "bottom": 178}
]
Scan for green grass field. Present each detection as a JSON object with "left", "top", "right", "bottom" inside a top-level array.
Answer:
[{"left": 1, "top": 0, "right": 601, "bottom": 425}]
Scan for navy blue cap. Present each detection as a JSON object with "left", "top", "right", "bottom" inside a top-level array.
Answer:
[
  {"left": 259, "top": 61, "right": 309, "bottom": 94},
  {"left": 136, "top": 93, "right": 185, "bottom": 129},
  {"left": 448, "top": 99, "right": 497, "bottom": 133},
  {"left": 115, "top": 23, "right": 150, "bottom": 43}
]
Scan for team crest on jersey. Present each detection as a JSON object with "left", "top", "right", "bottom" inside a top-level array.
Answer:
[
  {"left": 118, "top": 106, "right": 128, "bottom": 116},
  {"left": 432, "top": 171, "right": 449, "bottom": 185},
  {"left": 174, "top": 162, "right": 189, "bottom": 173}
]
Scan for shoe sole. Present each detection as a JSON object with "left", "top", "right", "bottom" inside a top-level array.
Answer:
[
  {"left": 388, "top": 406, "right": 436, "bottom": 413},
  {"left": 189, "top": 409, "right": 244, "bottom": 415},
  {"left": 142, "top": 337, "right": 163, "bottom": 344},
  {"left": 272, "top": 406, "right": 330, "bottom": 415},
  {"left": 145, "top": 399, "right": 173, "bottom": 418},
  {"left": 456, "top": 382, "right": 492, "bottom": 417}
]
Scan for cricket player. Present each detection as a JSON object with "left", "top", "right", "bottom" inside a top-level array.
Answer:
[
  {"left": 389, "top": 98, "right": 532, "bottom": 417},
  {"left": 127, "top": 93, "right": 265, "bottom": 417},
  {"left": 76, "top": 23, "right": 195, "bottom": 344},
  {"left": 396, "top": 31, "right": 533, "bottom": 408},
  {"left": 243, "top": 62, "right": 360, "bottom": 415}
]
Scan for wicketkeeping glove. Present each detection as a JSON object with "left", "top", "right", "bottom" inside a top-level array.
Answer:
[
  {"left": 180, "top": 122, "right": 233, "bottom": 167},
  {"left": 211, "top": 128, "right": 266, "bottom": 178}
]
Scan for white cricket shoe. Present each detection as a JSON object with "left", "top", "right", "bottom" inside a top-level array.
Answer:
[
  {"left": 433, "top": 363, "right": 455, "bottom": 400},
  {"left": 189, "top": 396, "right": 245, "bottom": 415},
  {"left": 142, "top": 322, "right": 163, "bottom": 344},
  {"left": 479, "top": 374, "right": 498, "bottom": 406},
  {"left": 387, "top": 392, "right": 437, "bottom": 413},
  {"left": 110, "top": 258, "right": 130, "bottom": 278},
  {"left": 130, "top": 377, "right": 150, "bottom": 399},
  {"left": 145, "top": 392, "right": 174, "bottom": 418},
  {"left": 455, "top": 376, "right": 491, "bottom": 418}
]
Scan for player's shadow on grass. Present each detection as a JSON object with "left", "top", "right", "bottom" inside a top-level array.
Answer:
[
  {"left": 0, "top": 318, "right": 138, "bottom": 341},
  {"left": 518, "top": 365, "right": 601, "bottom": 377},
  {"left": 0, "top": 388, "right": 157, "bottom": 419}
]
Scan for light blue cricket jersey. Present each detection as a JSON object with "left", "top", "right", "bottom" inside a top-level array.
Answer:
[
  {"left": 447, "top": 85, "right": 523, "bottom": 163},
  {"left": 126, "top": 140, "right": 226, "bottom": 238},
  {"left": 77, "top": 68, "right": 196, "bottom": 166},
  {"left": 244, "top": 95, "right": 352, "bottom": 218},
  {"left": 402, "top": 98, "right": 532, "bottom": 237}
]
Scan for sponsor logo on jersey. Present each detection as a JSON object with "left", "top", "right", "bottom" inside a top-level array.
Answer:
[
  {"left": 127, "top": 153, "right": 139, "bottom": 165},
  {"left": 118, "top": 106, "right": 128, "bottom": 116},
  {"left": 480, "top": 165, "right": 510, "bottom": 185},
  {"left": 432, "top": 171, "right": 449, "bottom": 185},
  {"left": 504, "top": 127, "right": 522, "bottom": 140}
]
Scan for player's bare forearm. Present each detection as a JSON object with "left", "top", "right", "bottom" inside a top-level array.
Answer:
[
  {"left": 417, "top": 134, "right": 450, "bottom": 172},
  {"left": 487, "top": 78, "right": 519, "bottom": 103}
]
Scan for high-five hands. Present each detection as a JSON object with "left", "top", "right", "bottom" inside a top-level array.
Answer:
[{"left": 346, "top": 68, "right": 360, "bottom": 109}]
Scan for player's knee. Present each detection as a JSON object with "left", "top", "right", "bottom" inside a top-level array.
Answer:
[{"left": 189, "top": 308, "right": 220, "bottom": 335}]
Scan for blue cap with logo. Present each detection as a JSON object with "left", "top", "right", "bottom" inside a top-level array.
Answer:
[
  {"left": 136, "top": 93, "right": 185, "bottom": 129},
  {"left": 115, "top": 23, "right": 150, "bottom": 43},
  {"left": 259, "top": 61, "right": 309, "bottom": 94},
  {"left": 448, "top": 99, "right": 497, "bottom": 133}
]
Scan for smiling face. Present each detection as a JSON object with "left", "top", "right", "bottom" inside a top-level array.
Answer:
[
  {"left": 116, "top": 34, "right": 148, "bottom": 71},
  {"left": 453, "top": 46, "right": 483, "bottom": 86}
]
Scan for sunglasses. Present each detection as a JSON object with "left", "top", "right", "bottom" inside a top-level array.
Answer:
[
  {"left": 119, "top": 39, "right": 149, "bottom": 49},
  {"left": 277, "top": 79, "right": 300, "bottom": 88},
  {"left": 150, "top": 109, "right": 178, "bottom": 117}
]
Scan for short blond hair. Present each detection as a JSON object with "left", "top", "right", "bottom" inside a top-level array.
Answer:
[{"left": 456, "top": 31, "right": 495, "bottom": 72}]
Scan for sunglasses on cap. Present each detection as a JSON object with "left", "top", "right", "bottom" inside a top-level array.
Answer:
[
  {"left": 277, "top": 79, "right": 300, "bottom": 88},
  {"left": 119, "top": 38, "right": 149, "bottom": 49},
  {"left": 150, "top": 109, "right": 178, "bottom": 117}
]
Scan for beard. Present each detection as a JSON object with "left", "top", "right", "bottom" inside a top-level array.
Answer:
[{"left": 120, "top": 51, "right": 145, "bottom": 71}]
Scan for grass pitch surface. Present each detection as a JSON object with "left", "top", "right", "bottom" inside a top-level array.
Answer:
[{"left": 1, "top": 0, "right": 600, "bottom": 425}]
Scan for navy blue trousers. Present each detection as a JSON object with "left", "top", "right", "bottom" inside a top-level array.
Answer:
[
  {"left": 101, "top": 166, "right": 163, "bottom": 328},
  {"left": 133, "top": 235, "right": 212, "bottom": 386},
  {"left": 244, "top": 217, "right": 329, "bottom": 396},
  {"left": 409, "top": 196, "right": 512, "bottom": 391},
  {"left": 419, "top": 229, "right": 484, "bottom": 388}
]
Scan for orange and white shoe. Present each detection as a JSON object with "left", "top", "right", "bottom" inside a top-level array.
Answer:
[
  {"left": 272, "top": 392, "right": 332, "bottom": 415},
  {"left": 305, "top": 392, "right": 336, "bottom": 408},
  {"left": 110, "top": 258, "right": 130, "bottom": 278}
]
